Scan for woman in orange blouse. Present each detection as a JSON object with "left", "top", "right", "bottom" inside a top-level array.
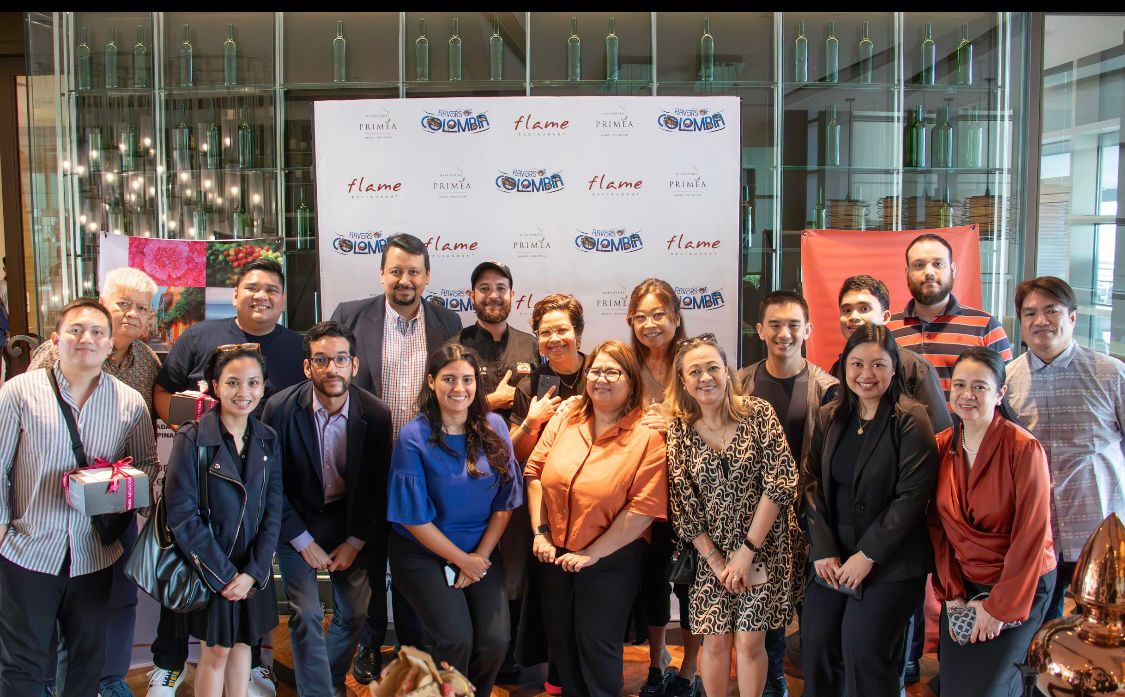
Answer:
[
  {"left": 928, "top": 347, "right": 1056, "bottom": 697},
  {"left": 525, "top": 339, "right": 668, "bottom": 697}
]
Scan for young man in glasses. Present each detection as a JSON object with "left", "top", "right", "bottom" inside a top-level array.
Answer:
[
  {"left": 148, "top": 258, "right": 303, "bottom": 697},
  {"left": 262, "top": 321, "right": 392, "bottom": 697}
]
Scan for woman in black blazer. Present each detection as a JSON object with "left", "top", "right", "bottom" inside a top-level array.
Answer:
[{"left": 800, "top": 325, "right": 938, "bottom": 697}]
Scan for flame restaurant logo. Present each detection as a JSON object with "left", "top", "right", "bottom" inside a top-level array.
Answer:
[
  {"left": 593, "top": 106, "right": 635, "bottom": 138},
  {"left": 420, "top": 109, "right": 491, "bottom": 134},
  {"left": 331, "top": 231, "right": 387, "bottom": 256},
  {"left": 357, "top": 108, "right": 398, "bottom": 140},
  {"left": 346, "top": 176, "right": 402, "bottom": 200},
  {"left": 432, "top": 168, "right": 471, "bottom": 199},
  {"left": 668, "top": 166, "right": 707, "bottom": 198},
  {"left": 513, "top": 112, "right": 570, "bottom": 137},
  {"left": 495, "top": 168, "right": 565, "bottom": 194},
  {"left": 676, "top": 286, "right": 726, "bottom": 311},
  {"left": 666, "top": 233, "right": 721, "bottom": 255},
  {"left": 587, "top": 173, "right": 643, "bottom": 198},
  {"left": 424, "top": 234, "right": 479, "bottom": 258},
  {"left": 657, "top": 107, "right": 727, "bottom": 133},
  {"left": 575, "top": 228, "right": 644, "bottom": 254},
  {"left": 513, "top": 229, "right": 552, "bottom": 259},
  {"left": 424, "top": 288, "right": 476, "bottom": 312}
]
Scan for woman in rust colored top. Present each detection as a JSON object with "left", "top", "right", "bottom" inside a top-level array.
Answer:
[
  {"left": 525, "top": 339, "right": 668, "bottom": 697},
  {"left": 929, "top": 347, "right": 1056, "bottom": 697}
]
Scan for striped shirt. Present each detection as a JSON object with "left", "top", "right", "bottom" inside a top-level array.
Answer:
[
  {"left": 1005, "top": 341, "right": 1125, "bottom": 561},
  {"left": 0, "top": 364, "right": 158, "bottom": 576},
  {"left": 28, "top": 338, "right": 161, "bottom": 416},
  {"left": 887, "top": 293, "right": 1013, "bottom": 400},
  {"left": 382, "top": 299, "right": 428, "bottom": 440}
]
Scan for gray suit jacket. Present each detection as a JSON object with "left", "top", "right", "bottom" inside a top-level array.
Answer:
[{"left": 330, "top": 294, "right": 463, "bottom": 397}]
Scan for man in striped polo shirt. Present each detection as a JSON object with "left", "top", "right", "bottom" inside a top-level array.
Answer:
[{"left": 887, "top": 233, "right": 1013, "bottom": 401}]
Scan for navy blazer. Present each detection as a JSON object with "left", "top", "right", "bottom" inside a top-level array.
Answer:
[
  {"left": 262, "top": 381, "right": 393, "bottom": 566},
  {"left": 330, "top": 294, "right": 463, "bottom": 396},
  {"left": 804, "top": 396, "right": 939, "bottom": 585},
  {"left": 165, "top": 409, "right": 282, "bottom": 592}
]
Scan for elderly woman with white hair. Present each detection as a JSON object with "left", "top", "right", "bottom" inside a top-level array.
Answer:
[{"left": 28, "top": 265, "right": 161, "bottom": 697}]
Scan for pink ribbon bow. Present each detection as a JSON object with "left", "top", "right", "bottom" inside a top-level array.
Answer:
[{"left": 62, "top": 456, "right": 137, "bottom": 511}]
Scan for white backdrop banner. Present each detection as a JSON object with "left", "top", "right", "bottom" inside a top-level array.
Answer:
[{"left": 314, "top": 96, "right": 741, "bottom": 356}]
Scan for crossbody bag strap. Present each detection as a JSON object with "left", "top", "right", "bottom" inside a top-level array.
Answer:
[
  {"left": 189, "top": 420, "right": 210, "bottom": 524},
  {"left": 47, "top": 366, "right": 88, "bottom": 468}
]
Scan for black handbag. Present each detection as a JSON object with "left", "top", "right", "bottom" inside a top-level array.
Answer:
[
  {"left": 48, "top": 368, "right": 133, "bottom": 545},
  {"left": 125, "top": 436, "right": 212, "bottom": 613},
  {"left": 667, "top": 540, "right": 698, "bottom": 585}
]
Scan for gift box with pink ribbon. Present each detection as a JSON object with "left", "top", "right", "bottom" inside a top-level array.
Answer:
[
  {"left": 63, "top": 456, "right": 151, "bottom": 516},
  {"left": 167, "top": 390, "right": 218, "bottom": 427}
]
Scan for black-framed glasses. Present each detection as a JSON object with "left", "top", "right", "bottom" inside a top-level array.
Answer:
[
  {"left": 309, "top": 354, "right": 354, "bottom": 369},
  {"left": 217, "top": 342, "right": 261, "bottom": 353},
  {"left": 674, "top": 332, "right": 717, "bottom": 352},
  {"left": 587, "top": 368, "right": 625, "bottom": 383}
]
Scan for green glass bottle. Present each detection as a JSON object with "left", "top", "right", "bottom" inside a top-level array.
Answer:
[
  {"left": 171, "top": 112, "right": 192, "bottom": 171},
  {"left": 120, "top": 119, "right": 137, "bottom": 172},
  {"left": 489, "top": 18, "right": 504, "bottom": 80},
  {"left": 567, "top": 17, "right": 582, "bottom": 81},
  {"left": 824, "top": 21, "right": 839, "bottom": 83},
  {"left": 794, "top": 20, "right": 808, "bottom": 82},
  {"left": 86, "top": 126, "right": 102, "bottom": 173},
  {"left": 858, "top": 21, "right": 874, "bottom": 84},
  {"left": 232, "top": 196, "right": 249, "bottom": 237},
  {"left": 76, "top": 27, "right": 92, "bottom": 90},
  {"left": 699, "top": 18, "right": 714, "bottom": 82},
  {"left": 204, "top": 119, "right": 221, "bottom": 170},
  {"left": 237, "top": 110, "right": 253, "bottom": 169},
  {"left": 741, "top": 184, "right": 753, "bottom": 247},
  {"left": 179, "top": 24, "right": 193, "bottom": 87},
  {"left": 933, "top": 101, "right": 954, "bottom": 168},
  {"left": 133, "top": 25, "right": 148, "bottom": 88},
  {"left": 104, "top": 26, "right": 119, "bottom": 89},
  {"left": 814, "top": 187, "right": 828, "bottom": 229},
  {"left": 605, "top": 18, "right": 619, "bottom": 81},
  {"left": 295, "top": 187, "right": 312, "bottom": 250},
  {"left": 960, "top": 104, "right": 984, "bottom": 168},
  {"left": 824, "top": 104, "right": 841, "bottom": 167},
  {"left": 448, "top": 18, "right": 462, "bottom": 81},
  {"left": 415, "top": 19, "right": 430, "bottom": 81},
  {"left": 937, "top": 187, "right": 954, "bottom": 227},
  {"left": 956, "top": 23, "right": 973, "bottom": 86},
  {"left": 908, "top": 105, "right": 927, "bottom": 168},
  {"left": 332, "top": 20, "right": 346, "bottom": 83},
  {"left": 223, "top": 24, "right": 237, "bottom": 86},
  {"left": 920, "top": 22, "right": 936, "bottom": 85},
  {"left": 107, "top": 193, "right": 125, "bottom": 234},
  {"left": 192, "top": 188, "right": 208, "bottom": 239}
]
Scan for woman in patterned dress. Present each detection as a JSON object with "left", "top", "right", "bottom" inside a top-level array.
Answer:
[{"left": 666, "top": 333, "right": 803, "bottom": 697}]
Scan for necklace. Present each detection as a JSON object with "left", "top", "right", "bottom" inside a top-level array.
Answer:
[
  {"left": 961, "top": 430, "right": 979, "bottom": 456},
  {"left": 556, "top": 368, "right": 581, "bottom": 391},
  {"left": 857, "top": 417, "right": 873, "bottom": 435},
  {"left": 700, "top": 417, "right": 731, "bottom": 441}
]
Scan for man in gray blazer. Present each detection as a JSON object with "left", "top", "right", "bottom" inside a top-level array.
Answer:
[{"left": 329, "top": 232, "right": 461, "bottom": 684}]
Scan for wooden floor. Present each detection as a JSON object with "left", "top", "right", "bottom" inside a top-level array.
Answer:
[{"left": 124, "top": 619, "right": 939, "bottom": 696}]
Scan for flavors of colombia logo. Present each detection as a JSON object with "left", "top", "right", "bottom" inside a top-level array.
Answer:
[
  {"left": 657, "top": 107, "right": 727, "bottom": 133},
  {"left": 495, "top": 168, "right": 565, "bottom": 194},
  {"left": 420, "top": 109, "right": 490, "bottom": 134},
  {"left": 424, "top": 288, "right": 475, "bottom": 312},
  {"left": 676, "top": 286, "right": 726, "bottom": 310},
  {"left": 574, "top": 228, "right": 644, "bottom": 254},
  {"left": 331, "top": 231, "right": 387, "bottom": 256}
]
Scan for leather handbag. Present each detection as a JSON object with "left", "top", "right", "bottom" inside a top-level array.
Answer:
[
  {"left": 125, "top": 436, "right": 211, "bottom": 613},
  {"left": 667, "top": 540, "right": 698, "bottom": 585},
  {"left": 947, "top": 593, "right": 1023, "bottom": 645}
]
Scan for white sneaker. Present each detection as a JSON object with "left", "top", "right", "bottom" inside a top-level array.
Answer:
[
  {"left": 144, "top": 667, "right": 185, "bottom": 696},
  {"left": 248, "top": 665, "right": 277, "bottom": 697}
]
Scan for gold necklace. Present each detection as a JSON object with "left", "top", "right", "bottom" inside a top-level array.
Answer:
[
  {"left": 700, "top": 417, "right": 731, "bottom": 441},
  {"left": 857, "top": 417, "right": 873, "bottom": 435}
]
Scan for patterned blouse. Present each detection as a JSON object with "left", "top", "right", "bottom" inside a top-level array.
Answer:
[{"left": 28, "top": 339, "right": 161, "bottom": 416}]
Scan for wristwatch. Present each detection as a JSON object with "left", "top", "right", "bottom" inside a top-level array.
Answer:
[
  {"left": 742, "top": 538, "right": 762, "bottom": 554},
  {"left": 534, "top": 523, "right": 551, "bottom": 536}
]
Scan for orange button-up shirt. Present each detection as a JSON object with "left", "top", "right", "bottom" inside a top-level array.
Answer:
[
  {"left": 524, "top": 407, "right": 668, "bottom": 552},
  {"left": 928, "top": 413, "right": 1056, "bottom": 623}
]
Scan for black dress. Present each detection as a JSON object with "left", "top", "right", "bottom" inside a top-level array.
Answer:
[{"left": 183, "top": 426, "right": 279, "bottom": 648}]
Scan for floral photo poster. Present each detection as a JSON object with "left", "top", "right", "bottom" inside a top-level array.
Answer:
[{"left": 99, "top": 235, "right": 285, "bottom": 351}]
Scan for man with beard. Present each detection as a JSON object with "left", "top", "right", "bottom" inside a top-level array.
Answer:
[
  {"left": 330, "top": 233, "right": 460, "bottom": 684},
  {"left": 262, "top": 321, "right": 392, "bottom": 697},
  {"left": 887, "top": 234, "right": 1012, "bottom": 402},
  {"left": 448, "top": 261, "right": 538, "bottom": 684}
]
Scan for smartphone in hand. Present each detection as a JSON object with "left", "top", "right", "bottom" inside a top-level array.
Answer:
[
  {"left": 537, "top": 375, "right": 561, "bottom": 399},
  {"left": 444, "top": 564, "right": 458, "bottom": 586}
]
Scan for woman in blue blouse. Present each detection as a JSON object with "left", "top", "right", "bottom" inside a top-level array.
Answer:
[{"left": 387, "top": 343, "right": 524, "bottom": 695}]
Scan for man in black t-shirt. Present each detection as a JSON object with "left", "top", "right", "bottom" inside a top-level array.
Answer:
[{"left": 146, "top": 258, "right": 301, "bottom": 697}]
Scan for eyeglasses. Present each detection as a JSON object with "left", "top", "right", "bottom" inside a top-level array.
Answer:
[
  {"left": 586, "top": 368, "right": 625, "bottom": 383},
  {"left": 309, "top": 354, "right": 354, "bottom": 369},
  {"left": 629, "top": 310, "right": 669, "bottom": 326},
  {"left": 536, "top": 326, "right": 574, "bottom": 340},
  {"left": 674, "top": 332, "right": 718, "bottom": 352},
  {"left": 217, "top": 342, "right": 261, "bottom": 353},
  {"left": 113, "top": 299, "right": 153, "bottom": 316}
]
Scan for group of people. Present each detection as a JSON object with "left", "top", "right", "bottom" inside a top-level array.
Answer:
[{"left": 0, "top": 231, "right": 1119, "bottom": 697}]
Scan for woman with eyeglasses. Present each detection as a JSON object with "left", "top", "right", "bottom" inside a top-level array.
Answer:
[
  {"left": 928, "top": 348, "right": 1055, "bottom": 697},
  {"left": 165, "top": 344, "right": 282, "bottom": 697},
  {"left": 524, "top": 339, "right": 668, "bottom": 697},
  {"left": 386, "top": 343, "right": 524, "bottom": 697},
  {"left": 801, "top": 325, "right": 938, "bottom": 697},
  {"left": 625, "top": 279, "right": 703, "bottom": 697},
  {"left": 665, "top": 333, "right": 802, "bottom": 697}
]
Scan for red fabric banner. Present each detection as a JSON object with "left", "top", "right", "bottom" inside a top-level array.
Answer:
[{"left": 800, "top": 225, "right": 982, "bottom": 370}]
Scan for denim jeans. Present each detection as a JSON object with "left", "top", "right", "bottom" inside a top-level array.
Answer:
[{"left": 277, "top": 544, "right": 371, "bottom": 696}]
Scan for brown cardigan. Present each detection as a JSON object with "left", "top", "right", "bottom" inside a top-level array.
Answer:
[{"left": 928, "top": 412, "right": 1056, "bottom": 623}]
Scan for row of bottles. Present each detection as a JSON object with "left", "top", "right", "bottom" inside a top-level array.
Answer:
[
  {"left": 903, "top": 103, "right": 985, "bottom": 168},
  {"left": 807, "top": 185, "right": 957, "bottom": 230},
  {"left": 793, "top": 21, "right": 973, "bottom": 84},
  {"left": 168, "top": 109, "right": 257, "bottom": 171},
  {"left": 75, "top": 25, "right": 148, "bottom": 89}
]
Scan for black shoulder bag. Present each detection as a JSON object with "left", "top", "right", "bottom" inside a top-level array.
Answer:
[{"left": 48, "top": 368, "right": 134, "bottom": 545}]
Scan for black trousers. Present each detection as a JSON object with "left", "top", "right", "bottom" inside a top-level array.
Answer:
[
  {"left": 362, "top": 544, "right": 431, "bottom": 651},
  {"left": 0, "top": 554, "right": 112, "bottom": 697},
  {"left": 801, "top": 573, "right": 926, "bottom": 697},
  {"left": 388, "top": 534, "right": 509, "bottom": 697},
  {"left": 540, "top": 539, "right": 645, "bottom": 697}
]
